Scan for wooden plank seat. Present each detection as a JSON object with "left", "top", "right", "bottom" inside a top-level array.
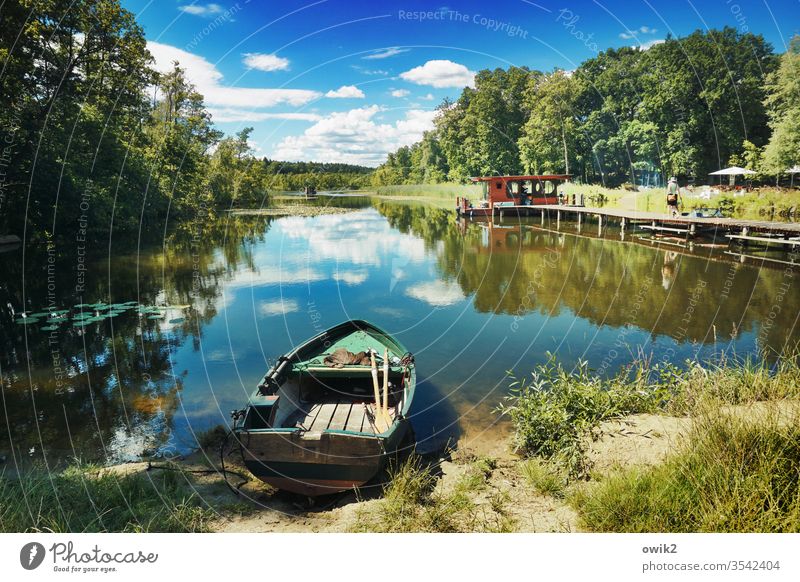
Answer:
[{"left": 287, "top": 401, "right": 397, "bottom": 434}]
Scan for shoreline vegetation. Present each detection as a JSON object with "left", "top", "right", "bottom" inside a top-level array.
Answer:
[{"left": 3, "top": 354, "right": 797, "bottom": 533}]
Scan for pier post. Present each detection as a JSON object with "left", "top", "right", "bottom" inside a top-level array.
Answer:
[
  {"left": 598, "top": 214, "right": 603, "bottom": 236},
  {"left": 541, "top": 210, "right": 545, "bottom": 225},
  {"left": 621, "top": 217, "right": 626, "bottom": 230},
  {"left": 557, "top": 210, "right": 561, "bottom": 230}
]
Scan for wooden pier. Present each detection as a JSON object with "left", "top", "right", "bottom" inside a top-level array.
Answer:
[{"left": 526, "top": 205, "right": 800, "bottom": 241}]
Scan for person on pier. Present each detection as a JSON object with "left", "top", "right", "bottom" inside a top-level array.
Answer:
[{"left": 666, "top": 177, "right": 682, "bottom": 217}]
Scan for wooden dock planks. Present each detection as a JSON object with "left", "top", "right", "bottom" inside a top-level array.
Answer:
[{"left": 527, "top": 205, "right": 800, "bottom": 236}]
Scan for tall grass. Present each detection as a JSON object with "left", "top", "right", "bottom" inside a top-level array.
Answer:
[
  {"left": 351, "top": 455, "right": 514, "bottom": 532},
  {"left": 573, "top": 407, "right": 800, "bottom": 532},
  {"left": 499, "top": 354, "right": 800, "bottom": 478},
  {"left": 0, "top": 463, "right": 215, "bottom": 532}
]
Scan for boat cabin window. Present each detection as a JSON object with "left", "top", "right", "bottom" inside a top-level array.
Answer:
[{"left": 506, "top": 180, "right": 532, "bottom": 199}]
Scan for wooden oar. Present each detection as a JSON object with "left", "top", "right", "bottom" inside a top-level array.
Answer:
[
  {"left": 369, "top": 350, "right": 386, "bottom": 432},
  {"left": 382, "top": 347, "right": 390, "bottom": 422}
]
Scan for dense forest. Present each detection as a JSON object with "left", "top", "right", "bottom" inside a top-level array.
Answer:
[
  {"left": 373, "top": 29, "right": 800, "bottom": 188},
  {"left": 0, "top": 1, "right": 372, "bottom": 243}
]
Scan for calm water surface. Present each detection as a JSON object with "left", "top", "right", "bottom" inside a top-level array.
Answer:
[{"left": 1, "top": 197, "right": 798, "bottom": 466}]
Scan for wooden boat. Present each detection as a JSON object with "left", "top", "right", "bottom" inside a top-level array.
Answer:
[{"left": 237, "top": 320, "right": 415, "bottom": 496}]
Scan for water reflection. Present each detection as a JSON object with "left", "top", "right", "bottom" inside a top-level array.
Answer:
[{"left": 1, "top": 199, "right": 797, "bottom": 466}]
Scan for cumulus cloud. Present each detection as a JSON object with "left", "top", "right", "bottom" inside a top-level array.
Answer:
[
  {"left": 243, "top": 53, "right": 290, "bottom": 72},
  {"left": 147, "top": 41, "right": 319, "bottom": 113},
  {"left": 208, "top": 108, "right": 321, "bottom": 123},
  {"left": 258, "top": 299, "right": 299, "bottom": 316},
  {"left": 179, "top": 3, "right": 223, "bottom": 17},
  {"left": 272, "top": 105, "right": 436, "bottom": 165},
  {"left": 421, "top": 93, "right": 435, "bottom": 100},
  {"left": 325, "top": 85, "right": 366, "bottom": 98},
  {"left": 405, "top": 280, "right": 465, "bottom": 307},
  {"left": 334, "top": 271, "right": 368, "bottom": 285},
  {"left": 363, "top": 47, "right": 409, "bottom": 60},
  {"left": 391, "top": 89, "right": 410, "bottom": 98},
  {"left": 399, "top": 60, "right": 476, "bottom": 88},
  {"left": 619, "top": 25, "right": 658, "bottom": 40}
]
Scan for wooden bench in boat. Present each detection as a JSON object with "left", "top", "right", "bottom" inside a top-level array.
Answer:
[{"left": 289, "top": 401, "right": 396, "bottom": 435}]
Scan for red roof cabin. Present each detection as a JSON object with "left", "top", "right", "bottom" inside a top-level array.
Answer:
[{"left": 457, "top": 174, "right": 571, "bottom": 218}]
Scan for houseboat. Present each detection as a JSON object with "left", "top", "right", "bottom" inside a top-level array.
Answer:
[{"left": 457, "top": 174, "right": 572, "bottom": 218}]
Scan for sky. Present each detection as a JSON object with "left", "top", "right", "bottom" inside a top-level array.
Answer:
[{"left": 122, "top": 0, "right": 800, "bottom": 167}]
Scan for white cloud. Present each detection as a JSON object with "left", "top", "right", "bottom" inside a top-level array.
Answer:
[
  {"left": 258, "top": 299, "right": 299, "bottom": 316},
  {"left": 179, "top": 3, "right": 223, "bottom": 17},
  {"left": 620, "top": 25, "right": 658, "bottom": 40},
  {"left": 405, "top": 280, "right": 465, "bottom": 307},
  {"left": 421, "top": 93, "right": 435, "bottom": 100},
  {"left": 272, "top": 105, "right": 437, "bottom": 165},
  {"left": 391, "top": 89, "right": 410, "bottom": 98},
  {"left": 637, "top": 39, "right": 665, "bottom": 50},
  {"left": 334, "top": 271, "right": 368, "bottom": 285},
  {"left": 208, "top": 108, "right": 321, "bottom": 122},
  {"left": 351, "top": 65, "right": 389, "bottom": 76},
  {"left": 243, "top": 53, "right": 290, "bottom": 72},
  {"left": 147, "top": 41, "right": 320, "bottom": 111},
  {"left": 363, "top": 47, "right": 409, "bottom": 60},
  {"left": 399, "top": 60, "right": 475, "bottom": 88},
  {"left": 325, "top": 85, "right": 366, "bottom": 99},
  {"left": 279, "top": 212, "right": 427, "bottom": 267}
]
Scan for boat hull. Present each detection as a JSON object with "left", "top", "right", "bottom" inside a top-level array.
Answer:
[{"left": 240, "top": 420, "right": 410, "bottom": 496}]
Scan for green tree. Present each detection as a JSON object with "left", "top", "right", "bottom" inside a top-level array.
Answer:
[{"left": 762, "top": 36, "right": 800, "bottom": 175}]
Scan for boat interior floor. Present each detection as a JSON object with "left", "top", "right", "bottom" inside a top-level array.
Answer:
[{"left": 284, "top": 401, "right": 396, "bottom": 434}]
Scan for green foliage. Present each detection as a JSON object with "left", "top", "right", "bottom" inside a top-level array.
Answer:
[
  {"left": 375, "top": 28, "right": 786, "bottom": 188},
  {"left": 573, "top": 408, "right": 800, "bottom": 532},
  {"left": 0, "top": 463, "right": 214, "bottom": 532},
  {"left": 498, "top": 357, "right": 674, "bottom": 478},
  {"left": 500, "top": 355, "right": 800, "bottom": 479}
]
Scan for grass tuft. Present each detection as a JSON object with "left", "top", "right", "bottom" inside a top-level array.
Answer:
[
  {"left": 351, "top": 455, "right": 514, "bottom": 533},
  {"left": 572, "top": 406, "right": 800, "bottom": 532}
]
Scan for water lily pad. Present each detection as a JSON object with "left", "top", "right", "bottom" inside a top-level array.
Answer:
[
  {"left": 168, "top": 318, "right": 185, "bottom": 324},
  {"left": 15, "top": 318, "right": 40, "bottom": 325},
  {"left": 29, "top": 312, "right": 52, "bottom": 317},
  {"left": 147, "top": 315, "right": 164, "bottom": 320},
  {"left": 74, "top": 303, "right": 93, "bottom": 308},
  {"left": 72, "top": 313, "right": 94, "bottom": 320},
  {"left": 73, "top": 320, "right": 94, "bottom": 327},
  {"left": 41, "top": 325, "right": 60, "bottom": 331}
]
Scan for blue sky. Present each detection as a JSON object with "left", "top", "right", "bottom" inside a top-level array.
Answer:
[{"left": 122, "top": 0, "right": 800, "bottom": 166}]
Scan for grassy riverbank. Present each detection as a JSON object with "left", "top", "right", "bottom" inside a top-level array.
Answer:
[
  {"left": 3, "top": 355, "right": 797, "bottom": 533},
  {"left": 0, "top": 462, "right": 217, "bottom": 532}
]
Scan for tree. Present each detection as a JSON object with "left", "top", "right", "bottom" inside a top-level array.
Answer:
[{"left": 762, "top": 36, "right": 800, "bottom": 175}]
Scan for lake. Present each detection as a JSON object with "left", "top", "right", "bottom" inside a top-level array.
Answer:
[{"left": 1, "top": 196, "right": 798, "bottom": 467}]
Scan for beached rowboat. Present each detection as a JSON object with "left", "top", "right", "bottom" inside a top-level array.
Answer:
[{"left": 236, "top": 320, "right": 415, "bottom": 496}]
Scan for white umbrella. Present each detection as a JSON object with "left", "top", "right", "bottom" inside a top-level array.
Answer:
[
  {"left": 709, "top": 166, "right": 757, "bottom": 175},
  {"left": 709, "top": 166, "right": 756, "bottom": 187}
]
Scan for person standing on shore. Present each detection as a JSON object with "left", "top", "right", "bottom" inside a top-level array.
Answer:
[{"left": 666, "top": 177, "right": 681, "bottom": 217}]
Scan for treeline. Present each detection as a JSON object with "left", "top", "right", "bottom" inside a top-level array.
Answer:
[
  {"left": 0, "top": 1, "right": 368, "bottom": 243},
  {"left": 375, "top": 29, "right": 800, "bottom": 187}
]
